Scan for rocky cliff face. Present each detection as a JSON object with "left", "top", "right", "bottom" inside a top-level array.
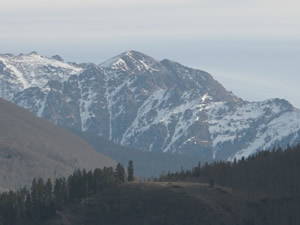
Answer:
[{"left": 1, "top": 50, "right": 300, "bottom": 160}]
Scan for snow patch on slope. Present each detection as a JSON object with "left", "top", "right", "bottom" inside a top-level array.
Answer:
[
  {"left": 206, "top": 100, "right": 284, "bottom": 149},
  {"left": 121, "top": 90, "right": 209, "bottom": 152},
  {"left": 231, "top": 109, "right": 300, "bottom": 160},
  {"left": 36, "top": 88, "right": 50, "bottom": 117},
  {"left": 0, "top": 56, "right": 29, "bottom": 89},
  {"left": 103, "top": 69, "right": 138, "bottom": 139},
  {"left": 78, "top": 79, "right": 97, "bottom": 132}
]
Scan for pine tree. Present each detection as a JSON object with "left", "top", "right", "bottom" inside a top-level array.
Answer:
[
  {"left": 44, "top": 178, "right": 54, "bottom": 216},
  {"left": 115, "top": 163, "right": 125, "bottom": 182},
  {"left": 128, "top": 160, "right": 134, "bottom": 182}
]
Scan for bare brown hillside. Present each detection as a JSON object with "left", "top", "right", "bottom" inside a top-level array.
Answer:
[{"left": 0, "top": 98, "right": 116, "bottom": 191}]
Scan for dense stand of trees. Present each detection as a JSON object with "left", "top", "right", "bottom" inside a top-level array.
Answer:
[
  {"left": 127, "top": 160, "right": 134, "bottom": 182},
  {"left": 160, "top": 145, "right": 300, "bottom": 196},
  {"left": 0, "top": 161, "right": 134, "bottom": 225},
  {"left": 1, "top": 144, "right": 300, "bottom": 225}
]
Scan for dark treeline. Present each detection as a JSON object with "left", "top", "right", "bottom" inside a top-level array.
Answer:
[
  {"left": 160, "top": 145, "right": 300, "bottom": 195},
  {"left": 159, "top": 145, "right": 300, "bottom": 225},
  {"left": 0, "top": 162, "right": 133, "bottom": 225}
]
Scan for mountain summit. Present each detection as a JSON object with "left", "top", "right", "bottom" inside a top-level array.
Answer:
[
  {"left": 100, "top": 50, "right": 162, "bottom": 74},
  {"left": 1, "top": 51, "right": 300, "bottom": 161}
]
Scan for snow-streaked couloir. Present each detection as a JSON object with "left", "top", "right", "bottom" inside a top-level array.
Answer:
[{"left": 1, "top": 50, "right": 300, "bottom": 161}]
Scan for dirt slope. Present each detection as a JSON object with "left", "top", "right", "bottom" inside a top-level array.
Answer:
[{"left": 0, "top": 98, "right": 116, "bottom": 191}]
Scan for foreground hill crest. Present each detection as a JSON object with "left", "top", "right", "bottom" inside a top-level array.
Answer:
[{"left": 1, "top": 50, "right": 300, "bottom": 161}]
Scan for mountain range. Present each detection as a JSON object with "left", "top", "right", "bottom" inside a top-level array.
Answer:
[{"left": 1, "top": 50, "right": 300, "bottom": 161}]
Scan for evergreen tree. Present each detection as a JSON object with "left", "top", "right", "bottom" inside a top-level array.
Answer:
[
  {"left": 53, "top": 178, "right": 62, "bottom": 208},
  {"left": 115, "top": 163, "right": 126, "bottom": 182},
  {"left": 128, "top": 160, "right": 134, "bottom": 182},
  {"left": 44, "top": 178, "right": 54, "bottom": 216}
]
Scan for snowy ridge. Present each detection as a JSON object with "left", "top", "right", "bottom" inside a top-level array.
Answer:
[
  {"left": 0, "top": 52, "right": 83, "bottom": 100},
  {"left": 230, "top": 108, "right": 300, "bottom": 160},
  {"left": 205, "top": 99, "right": 298, "bottom": 159},
  {"left": 206, "top": 100, "right": 283, "bottom": 148},
  {"left": 0, "top": 56, "right": 29, "bottom": 89},
  {"left": 2, "top": 50, "right": 300, "bottom": 161}
]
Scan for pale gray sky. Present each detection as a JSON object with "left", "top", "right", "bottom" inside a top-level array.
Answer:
[{"left": 0, "top": 0, "right": 299, "bottom": 107}]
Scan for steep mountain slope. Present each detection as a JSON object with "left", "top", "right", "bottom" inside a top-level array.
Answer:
[
  {"left": 1, "top": 51, "right": 300, "bottom": 161},
  {"left": 0, "top": 98, "right": 115, "bottom": 191}
]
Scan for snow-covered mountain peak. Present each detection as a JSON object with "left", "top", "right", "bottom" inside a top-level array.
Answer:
[
  {"left": 2, "top": 50, "right": 300, "bottom": 162},
  {"left": 100, "top": 50, "right": 161, "bottom": 74}
]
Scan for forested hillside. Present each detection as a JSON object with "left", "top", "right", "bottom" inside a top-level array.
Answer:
[
  {"left": 160, "top": 145, "right": 300, "bottom": 195},
  {"left": 0, "top": 145, "right": 299, "bottom": 225},
  {"left": 159, "top": 145, "right": 300, "bottom": 225},
  {"left": 0, "top": 163, "right": 131, "bottom": 225}
]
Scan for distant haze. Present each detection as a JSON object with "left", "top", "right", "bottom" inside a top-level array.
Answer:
[{"left": 0, "top": 0, "right": 299, "bottom": 107}]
